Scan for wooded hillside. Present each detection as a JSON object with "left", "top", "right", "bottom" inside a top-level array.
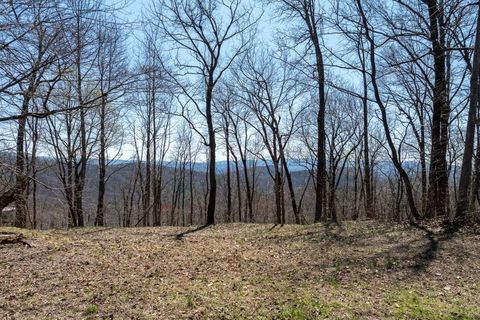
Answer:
[{"left": 1, "top": 0, "right": 480, "bottom": 229}]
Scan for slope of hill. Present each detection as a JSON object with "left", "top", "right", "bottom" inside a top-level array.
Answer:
[{"left": 1, "top": 222, "right": 479, "bottom": 319}]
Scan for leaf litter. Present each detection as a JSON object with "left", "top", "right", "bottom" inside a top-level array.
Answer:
[{"left": 0, "top": 222, "right": 479, "bottom": 319}]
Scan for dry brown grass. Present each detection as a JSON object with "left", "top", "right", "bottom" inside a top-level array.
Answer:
[{"left": 1, "top": 221, "right": 479, "bottom": 319}]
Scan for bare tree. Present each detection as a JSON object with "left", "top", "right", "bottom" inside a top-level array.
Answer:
[
  {"left": 0, "top": 1, "right": 66, "bottom": 226},
  {"left": 325, "top": 91, "right": 362, "bottom": 222},
  {"left": 149, "top": 0, "right": 258, "bottom": 225},
  {"left": 94, "top": 18, "right": 128, "bottom": 226},
  {"left": 236, "top": 47, "right": 304, "bottom": 224},
  {"left": 267, "top": 0, "right": 327, "bottom": 222},
  {"left": 355, "top": 0, "right": 421, "bottom": 222},
  {"left": 228, "top": 94, "right": 255, "bottom": 222}
]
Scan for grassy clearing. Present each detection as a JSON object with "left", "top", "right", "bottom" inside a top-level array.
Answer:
[{"left": 1, "top": 222, "right": 479, "bottom": 319}]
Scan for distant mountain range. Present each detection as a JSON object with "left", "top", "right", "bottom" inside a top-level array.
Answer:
[{"left": 110, "top": 159, "right": 312, "bottom": 173}]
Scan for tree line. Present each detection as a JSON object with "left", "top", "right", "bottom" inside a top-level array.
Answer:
[{"left": 0, "top": 0, "right": 479, "bottom": 229}]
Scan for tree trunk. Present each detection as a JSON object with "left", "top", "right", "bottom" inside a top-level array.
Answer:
[
  {"left": 189, "top": 162, "right": 194, "bottom": 226},
  {"left": 312, "top": 27, "right": 326, "bottom": 224},
  {"left": 206, "top": 80, "right": 216, "bottom": 225},
  {"left": 274, "top": 161, "right": 282, "bottom": 224},
  {"left": 95, "top": 96, "right": 107, "bottom": 227},
  {"left": 277, "top": 134, "right": 300, "bottom": 224},
  {"left": 225, "top": 124, "right": 232, "bottom": 222},
  {"left": 455, "top": 4, "right": 480, "bottom": 223},
  {"left": 14, "top": 106, "right": 28, "bottom": 228},
  {"left": 361, "top": 59, "right": 373, "bottom": 219},
  {"left": 425, "top": 0, "right": 450, "bottom": 219},
  {"left": 75, "top": 16, "right": 86, "bottom": 228},
  {"left": 232, "top": 153, "right": 242, "bottom": 222}
]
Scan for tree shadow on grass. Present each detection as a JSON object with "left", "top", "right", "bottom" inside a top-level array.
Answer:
[
  {"left": 175, "top": 224, "right": 211, "bottom": 240},
  {"left": 326, "top": 222, "right": 459, "bottom": 275},
  {"left": 408, "top": 228, "right": 456, "bottom": 274},
  {"left": 264, "top": 221, "right": 373, "bottom": 244},
  {"left": 268, "top": 224, "right": 279, "bottom": 232},
  {"left": 77, "top": 227, "right": 114, "bottom": 235},
  {"left": 262, "top": 220, "right": 463, "bottom": 276}
]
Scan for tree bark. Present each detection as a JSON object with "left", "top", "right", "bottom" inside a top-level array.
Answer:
[
  {"left": 95, "top": 96, "right": 107, "bottom": 227},
  {"left": 206, "top": 80, "right": 216, "bottom": 226},
  {"left": 455, "top": 4, "right": 480, "bottom": 223},
  {"left": 425, "top": 0, "right": 450, "bottom": 219},
  {"left": 225, "top": 119, "right": 232, "bottom": 222}
]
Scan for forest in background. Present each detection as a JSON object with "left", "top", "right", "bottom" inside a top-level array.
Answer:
[{"left": 1, "top": 0, "right": 480, "bottom": 229}]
